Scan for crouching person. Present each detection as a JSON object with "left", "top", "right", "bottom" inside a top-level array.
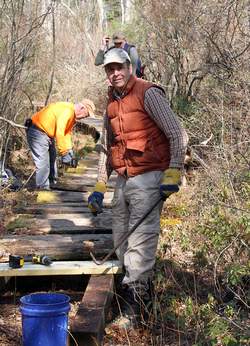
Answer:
[{"left": 25, "top": 99, "right": 95, "bottom": 190}]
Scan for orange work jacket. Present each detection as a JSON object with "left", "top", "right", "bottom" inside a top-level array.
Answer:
[
  {"left": 31, "top": 102, "right": 75, "bottom": 155},
  {"left": 107, "top": 76, "right": 170, "bottom": 177}
]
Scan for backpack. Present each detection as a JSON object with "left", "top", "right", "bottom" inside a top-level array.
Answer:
[{"left": 123, "top": 43, "right": 144, "bottom": 78}]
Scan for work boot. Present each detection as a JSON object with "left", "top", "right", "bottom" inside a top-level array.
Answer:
[
  {"left": 110, "top": 281, "right": 153, "bottom": 330},
  {"left": 49, "top": 179, "right": 58, "bottom": 189}
]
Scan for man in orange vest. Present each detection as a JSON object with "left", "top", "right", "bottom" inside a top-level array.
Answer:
[
  {"left": 88, "top": 48, "right": 188, "bottom": 328},
  {"left": 25, "top": 99, "right": 95, "bottom": 190}
]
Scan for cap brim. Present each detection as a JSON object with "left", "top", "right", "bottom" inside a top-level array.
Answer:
[{"left": 103, "top": 58, "right": 125, "bottom": 66}]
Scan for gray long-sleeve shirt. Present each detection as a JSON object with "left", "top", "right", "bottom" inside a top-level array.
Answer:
[{"left": 97, "top": 87, "right": 189, "bottom": 183}]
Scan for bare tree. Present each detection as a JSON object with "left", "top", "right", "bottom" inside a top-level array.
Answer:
[
  {"left": 0, "top": 0, "right": 52, "bottom": 169},
  {"left": 133, "top": 0, "right": 250, "bottom": 102}
]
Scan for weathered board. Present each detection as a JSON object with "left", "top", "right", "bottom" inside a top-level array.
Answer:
[
  {"left": 0, "top": 234, "right": 114, "bottom": 262},
  {"left": 14, "top": 205, "right": 111, "bottom": 215},
  {"left": 71, "top": 275, "right": 114, "bottom": 346},
  {"left": 10, "top": 213, "right": 114, "bottom": 233},
  {"left": 29, "top": 211, "right": 112, "bottom": 220},
  {"left": 35, "top": 190, "right": 114, "bottom": 203}
]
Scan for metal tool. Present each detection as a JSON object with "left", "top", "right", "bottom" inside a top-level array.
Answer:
[
  {"left": 29, "top": 255, "right": 52, "bottom": 266},
  {"left": 90, "top": 196, "right": 163, "bottom": 265},
  {"left": 9, "top": 254, "right": 53, "bottom": 268},
  {"left": 9, "top": 255, "right": 24, "bottom": 268}
]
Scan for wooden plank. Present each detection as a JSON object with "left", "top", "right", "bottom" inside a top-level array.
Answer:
[
  {"left": 32, "top": 216, "right": 112, "bottom": 229},
  {"left": 0, "top": 234, "right": 113, "bottom": 262},
  {"left": 7, "top": 222, "right": 112, "bottom": 235},
  {"left": 56, "top": 174, "right": 116, "bottom": 184},
  {"left": 48, "top": 227, "right": 112, "bottom": 235},
  {"left": 30, "top": 211, "right": 112, "bottom": 220},
  {"left": 10, "top": 213, "right": 113, "bottom": 233},
  {"left": 14, "top": 205, "right": 111, "bottom": 215},
  {"left": 34, "top": 214, "right": 111, "bottom": 225},
  {"left": 0, "top": 261, "right": 121, "bottom": 277},
  {"left": 54, "top": 179, "right": 116, "bottom": 189},
  {"left": 71, "top": 275, "right": 114, "bottom": 346},
  {"left": 35, "top": 191, "right": 114, "bottom": 204}
]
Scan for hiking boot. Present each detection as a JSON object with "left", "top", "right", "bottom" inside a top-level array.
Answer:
[
  {"left": 111, "top": 280, "right": 153, "bottom": 330},
  {"left": 109, "top": 313, "right": 137, "bottom": 330}
]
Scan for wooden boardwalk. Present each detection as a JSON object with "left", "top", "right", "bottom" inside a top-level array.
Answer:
[{"left": 0, "top": 118, "right": 120, "bottom": 346}]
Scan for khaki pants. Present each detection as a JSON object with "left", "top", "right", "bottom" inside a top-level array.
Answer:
[{"left": 112, "top": 171, "right": 164, "bottom": 285}]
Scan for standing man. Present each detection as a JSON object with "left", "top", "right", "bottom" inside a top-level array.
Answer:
[
  {"left": 88, "top": 48, "right": 188, "bottom": 328},
  {"left": 26, "top": 99, "right": 95, "bottom": 190},
  {"left": 94, "top": 32, "right": 141, "bottom": 77}
]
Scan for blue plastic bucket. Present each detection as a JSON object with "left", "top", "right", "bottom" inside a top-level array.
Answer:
[{"left": 20, "top": 293, "right": 70, "bottom": 346}]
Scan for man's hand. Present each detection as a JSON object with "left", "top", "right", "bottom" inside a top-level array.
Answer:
[
  {"left": 101, "top": 36, "right": 110, "bottom": 50},
  {"left": 61, "top": 149, "right": 74, "bottom": 165},
  {"left": 160, "top": 168, "right": 181, "bottom": 200},
  {"left": 88, "top": 182, "right": 107, "bottom": 215}
]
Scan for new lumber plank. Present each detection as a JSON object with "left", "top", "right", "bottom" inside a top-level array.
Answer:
[
  {"left": 0, "top": 261, "right": 121, "bottom": 276},
  {"left": 71, "top": 275, "right": 114, "bottom": 346},
  {"left": 0, "top": 234, "right": 113, "bottom": 262}
]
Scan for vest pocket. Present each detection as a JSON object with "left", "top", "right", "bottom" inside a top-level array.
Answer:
[
  {"left": 126, "top": 138, "right": 147, "bottom": 152},
  {"left": 127, "top": 137, "right": 164, "bottom": 164}
]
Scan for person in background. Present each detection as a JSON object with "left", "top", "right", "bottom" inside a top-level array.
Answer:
[
  {"left": 94, "top": 32, "right": 142, "bottom": 77},
  {"left": 88, "top": 48, "right": 188, "bottom": 328},
  {"left": 25, "top": 99, "right": 95, "bottom": 190}
]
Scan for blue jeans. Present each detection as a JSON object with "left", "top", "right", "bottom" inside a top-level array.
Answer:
[{"left": 26, "top": 126, "right": 57, "bottom": 189}]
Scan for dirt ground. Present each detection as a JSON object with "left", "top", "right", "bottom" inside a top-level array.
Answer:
[{"left": 0, "top": 285, "right": 155, "bottom": 346}]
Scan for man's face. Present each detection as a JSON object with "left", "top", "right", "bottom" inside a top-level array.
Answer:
[
  {"left": 113, "top": 40, "right": 124, "bottom": 48},
  {"left": 75, "top": 104, "right": 89, "bottom": 120},
  {"left": 105, "top": 62, "right": 131, "bottom": 90}
]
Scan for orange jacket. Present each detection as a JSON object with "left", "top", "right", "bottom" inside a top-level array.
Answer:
[
  {"left": 31, "top": 102, "right": 75, "bottom": 155},
  {"left": 107, "top": 77, "right": 170, "bottom": 177}
]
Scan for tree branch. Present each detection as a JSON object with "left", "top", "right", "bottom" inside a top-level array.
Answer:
[{"left": 0, "top": 116, "right": 26, "bottom": 129}]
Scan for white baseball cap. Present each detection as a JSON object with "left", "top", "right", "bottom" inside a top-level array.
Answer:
[{"left": 103, "top": 48, "right": 131, "bottom": 66}]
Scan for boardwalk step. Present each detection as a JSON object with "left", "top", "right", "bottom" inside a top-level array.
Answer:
[
  {"left": 0, "top": 261, "right": 121, "bottom": 277},
  {"left": 0, "top": 234, "right": 114, "bottom": 262},
  {"left": 71, "top": 275, "right": 114, "bottom": 346}
]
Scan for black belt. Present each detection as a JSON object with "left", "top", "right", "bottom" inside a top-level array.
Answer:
[
  {"left": 27, "top": 121, "right": 46, "bottom": 135},
  {"left": 30, "top": 123, "right": 45, "bottom": 133}
]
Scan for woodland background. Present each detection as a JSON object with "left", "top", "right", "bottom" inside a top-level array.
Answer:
[{"left": 0, "top": 1, "right": 249, "bottom": 345}]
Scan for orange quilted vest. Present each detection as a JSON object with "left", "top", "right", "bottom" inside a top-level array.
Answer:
[{"left": 107, "top": 76, "right": 170, "bottom": 177}]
